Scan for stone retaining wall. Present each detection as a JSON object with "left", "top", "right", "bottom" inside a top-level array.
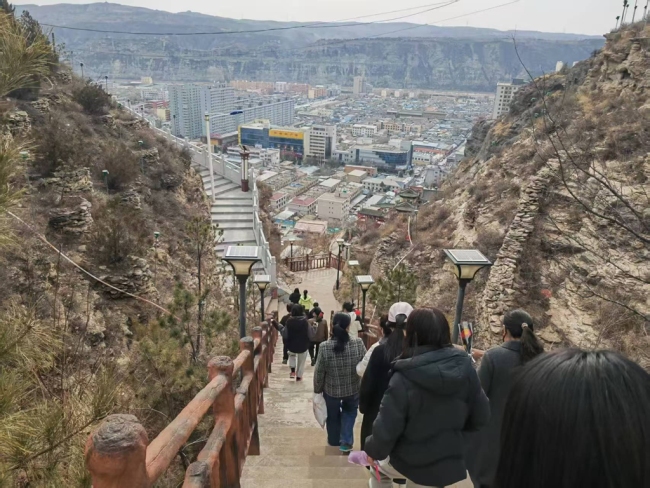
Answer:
[{"left": 479, "top": 164, "right": 553, "bottom": 335}]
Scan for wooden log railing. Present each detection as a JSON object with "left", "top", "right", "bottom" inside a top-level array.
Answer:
[
  {"left": 85, "top": 322, "right": 278, "bottom": 488},
  {"left": 285, "top": 252, "right": 336, "bottom": 272}
]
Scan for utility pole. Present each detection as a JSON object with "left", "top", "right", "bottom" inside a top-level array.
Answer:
[
  {"left": 204, "top": 113, "right": 216, "bottom": 203},
  {"left": 632, "top": 0, "right": 639, "bottom": 22},
  {"left": 80, "top": 62, "right": 84, "bottom": 79}
]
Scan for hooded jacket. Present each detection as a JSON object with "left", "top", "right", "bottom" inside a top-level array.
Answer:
[
  {"left": 299, "top": 294, "right": 314, "bottom": 311},
  {"left": 364, "top": 346, "right": 490, "bottom": 487}
]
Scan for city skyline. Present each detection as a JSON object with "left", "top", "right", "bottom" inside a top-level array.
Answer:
[{"left": 20, "top": 0, "right": 622, "bottom": 36}]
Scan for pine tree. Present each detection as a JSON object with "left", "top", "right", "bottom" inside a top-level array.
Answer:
[
  {"left": 368, "top": 263, "right": 418, "bottom": 315},
  {"left": 0, "top": 0, "right": 14, "bottom": 15}
]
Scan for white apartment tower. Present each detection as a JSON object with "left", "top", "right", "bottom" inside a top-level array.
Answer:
[
  {"left": 491, "top": 79, "right": 525, "bottom": 119},
  {"left": 353, "top": 76, "right": 366, "bottom": 96},
  {"left": 305, "top": 125, "right": 337, "bottom": 162},
  {"left": 169, "top": 84, "right": 203, "bottom": 139},
  {"left": 170, "top": 83, "right": 295, "bottom": 139}
]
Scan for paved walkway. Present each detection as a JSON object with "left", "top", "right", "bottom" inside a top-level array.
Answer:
[{"left": 242, "top": 270, "right": 473, "bottom": 487}]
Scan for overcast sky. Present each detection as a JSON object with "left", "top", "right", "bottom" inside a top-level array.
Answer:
[{"left": 28, "top": 0, "right": 622, "bottom": 35}]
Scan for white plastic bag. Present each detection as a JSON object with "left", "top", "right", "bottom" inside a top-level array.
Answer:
[{"left": 313, "top": 393, "right": 327, "bottom": 428}]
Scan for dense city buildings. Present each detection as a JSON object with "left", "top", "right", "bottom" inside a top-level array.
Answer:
[
  {"left": 169, "top": 84, "right": 204, "bottom": 139},
  {"left": 491, "top": 79, "right": 525, "bottom": 119}
]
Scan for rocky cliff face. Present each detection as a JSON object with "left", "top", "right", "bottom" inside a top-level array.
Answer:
[
  {"left": 21, "top": 3, "right": 603, "bottom": 92},
  {"left": 60, "top": 36, "right": 603, "bottom": 92},
  {"left": 368, "top": 24, "right": 649, "bottom": 366}
]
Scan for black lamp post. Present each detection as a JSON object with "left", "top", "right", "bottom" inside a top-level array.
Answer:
[
  {"left": 223, "top": 246, "right": 261, "bottom": 338},
  {"left": 348, "top": 260, "right": 360, "bottom": 305},
  {"left": 254, "top": 275, "right": 271, "bottom": 323},
  {"left": 444, "top": 249, "right": 493, "bottom": 344},
  {"left": 104, "top": 75, "right": 108, "bottom": 93},
  {"left": 355, "top": 275, "right": 375, "bottom": 326},
  {"left": 335, "top": 238, "right": 345, "bottom": 291}
]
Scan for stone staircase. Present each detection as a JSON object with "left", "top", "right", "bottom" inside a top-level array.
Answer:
[
  {"left": 240, "top": 337, "right": 369, "bottom": 488},
  {"left": 196, "top": 166, "right": 257, "bottom": 257}
]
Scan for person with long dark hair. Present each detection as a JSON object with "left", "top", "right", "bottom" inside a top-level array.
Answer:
[
  {"left": 289, "top": 288, "right": 301, "bottom": 305},
  {"left": 494, "top": 349, "right": 650, "bottom": 488},
  {"left": 285, "top": 304, "right": 310, "bottom": 381},
  {"left": 314, "top": 312, "right": 366, "bottom": 453},
  {"left": 359, "top": 302, "right": 413, "bottom": 451},
  {"left": 466, "top": 309, "right": 544, "bottom": 488},
  {"left": 365, "top": 308, "right": 489, "bottom": 488}
]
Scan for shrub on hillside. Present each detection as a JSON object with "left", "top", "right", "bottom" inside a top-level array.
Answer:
[
  {"left": 98, "top": 144, "right": 139, "bottom": 191},
  {"left": 73, "top": 81, "right": 110, "bottom": 115},
  {"left": 91, "top": 202, "right": 148, "bottom": 265}
]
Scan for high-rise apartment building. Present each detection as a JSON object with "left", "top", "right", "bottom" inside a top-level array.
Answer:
[
  {"left": 169, "top": 84, "right": 203, "bottom": 139},
  {"left": 491, "top": 79, "right": 525, "bottom": 119},
  {"left": 304, "top": 125, "right": 336, "bottom": 162},
  {"left": 169, "top": 83, "right": 295, "bottom": 139},
  {"left": 353, "top": 76, "right": 366, "bottom": 96},
  {"left": 210, "top": 98, "right": 295, "bottom": 135}
]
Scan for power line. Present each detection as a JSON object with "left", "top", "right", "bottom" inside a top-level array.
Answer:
[{"left": 42, "top": 1, "right": 457, "bottom": 36}]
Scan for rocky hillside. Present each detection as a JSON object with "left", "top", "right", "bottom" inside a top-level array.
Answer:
[
  {"left": 0, "top": 13, "right": 242, "bottom": 483},
  {"left": 19, "top": 3, "right": 604, "bottom": 91},
  {"left": 366, "top": 23, "right": 649, "bottom": 366}
]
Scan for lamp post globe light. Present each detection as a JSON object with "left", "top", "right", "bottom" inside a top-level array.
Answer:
[
  {"left": 355, "top": 275, "right": 375, "bottom": 327},
  {"left": 253, "top": 275, "right": 271, "bottom": 323},
  {"left": 443, "top": 249, "right": 493, "bottom": 344},
  {"left": 335, "top": 238, "right": 345, "bottom": 291},
  {"left": 223, "top": 246, "right": 261, "bottom": 338}
]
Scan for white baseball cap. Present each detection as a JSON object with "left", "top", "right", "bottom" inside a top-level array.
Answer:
[{"left": 388, "top": 302, "right": 414, "bottom": 323}]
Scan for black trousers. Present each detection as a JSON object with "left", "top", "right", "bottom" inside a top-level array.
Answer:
[
  {"left": 283, "top": 343, "right": 288, "bottom": 361},
  {"left": 308, "top": 342, "right": 320, "bottom": 361}
]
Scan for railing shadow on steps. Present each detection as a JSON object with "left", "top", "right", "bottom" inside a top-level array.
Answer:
[{"left": 85, "top": 322, "right": 278, "bottom": 488}]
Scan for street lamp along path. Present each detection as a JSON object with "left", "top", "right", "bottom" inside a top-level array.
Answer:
[
  {"left": 355, "top": 275, "right": 375, "bottom": 328},
  {"left": 443, "top": 249, "right": 492, "bottom": 346},
  {"left": 253, "top": 274, "right": 271, "bottom": 323},
  {"left": 223, "top": 246, "right": 261, "bottom": 338}
]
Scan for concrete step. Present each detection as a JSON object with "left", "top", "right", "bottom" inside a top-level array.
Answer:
[
  {"left": 217, "top": 221, "right": 255, "bottom": 229},
  {"left": 211, "top": 206, "right": 255, "bottom": 215},
  {"left": 221, "top": 229, "right": 256, "bottom": 242},
  {"left": 214, "top": 194, "right": 253, "bottom": 202},
  {"left": 211, "top": 214, "right": 254, "bottom": 222},
  {"left": 202, "top": 177, "right": 233, "bottom": 190},
  {"left": 215, "top": 241, "right": 258, "bottom": 254},
  {"left": 212, "top": 200, "right": 253, "bottom": 208},
  {"left": 206, "top": 183, "right": 241, "bottom": 197}
]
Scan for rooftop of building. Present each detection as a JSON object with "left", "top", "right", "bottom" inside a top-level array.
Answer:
[
  {"left": 289, "top": 197, "right": 317, "bottom": 206},
  {"left": 317, "top": 193, "right": 347, "bottom": 203},
  {"left": 270, "top": 192, "right": 288, "bottom": 201},
  {"left": 319, "top": 178, "right": 342, "bottom": 189}
]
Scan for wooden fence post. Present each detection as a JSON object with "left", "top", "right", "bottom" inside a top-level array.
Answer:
[
  {"left": 85, "top": 414, "right": 149, "bottom": 488},
  {"left": 251, "top": 326, "right": 265, "bottom": 414},
  {"left": 239, "top": 337, "right": 260, "bottom": 456},
  {"left": 207, "top": 356, "right": 238, "bottom": 488}
]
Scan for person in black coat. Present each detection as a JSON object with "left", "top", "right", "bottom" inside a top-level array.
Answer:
[
  {"left": 359, "top": 303, "right": 411, "bottom": 451},
  {"left": 271, "top": 303, "right": 293, "bottom": 364},
  {"left": 365, "top": 308, "right": 490, "bottom": 488},
  {"left": 465, "top": 309, "right": 544, "bottom": 488},
  {"left": 285, "top": 304, "right": 310, "bottom": 380},
  {"left": 289, "top": 288, "right": 301, "bottom": 305}
]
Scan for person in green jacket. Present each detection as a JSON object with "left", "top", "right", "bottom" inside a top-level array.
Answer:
[{"left": 299, "top": 289, "right": 314, "bottom": 312}]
